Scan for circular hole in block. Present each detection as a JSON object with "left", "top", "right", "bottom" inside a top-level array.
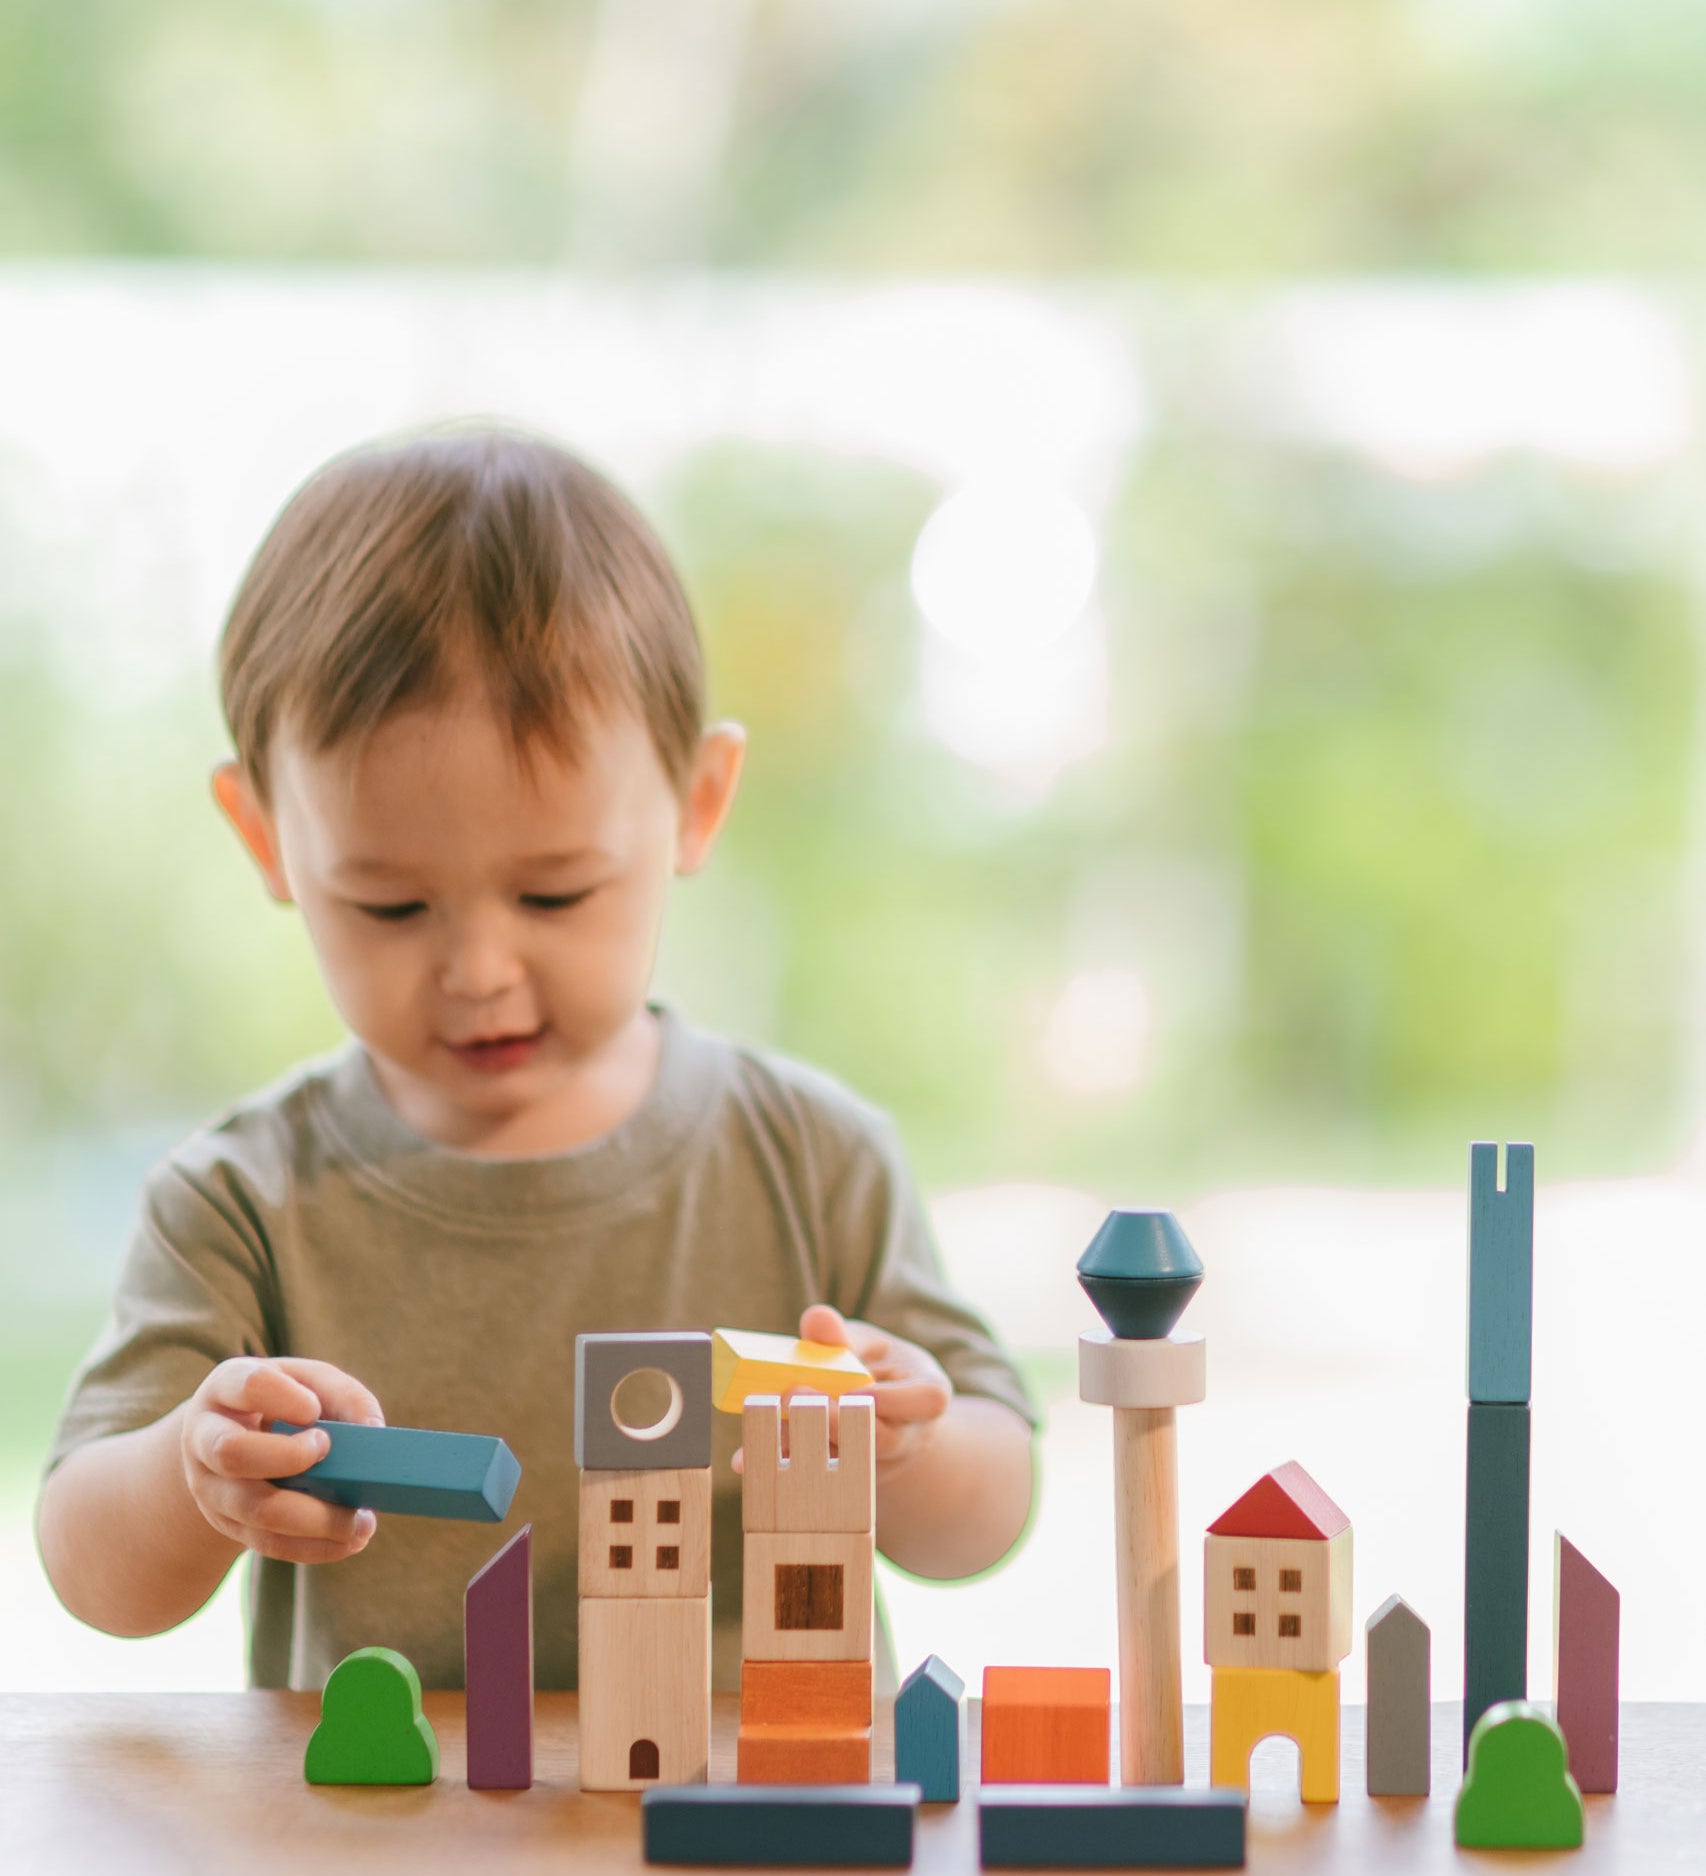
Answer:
[{"left": 610, "top": 1367, "right": 684, "bottom": 1441}]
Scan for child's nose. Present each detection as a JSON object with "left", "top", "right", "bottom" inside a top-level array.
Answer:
[{"left": 439, "top": 916, "right": 525, "bottom": 1002}]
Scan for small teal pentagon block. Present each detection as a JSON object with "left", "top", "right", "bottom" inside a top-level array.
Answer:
[{"left": 896, "top": 1654, "right": 965, "bottom": 1802}]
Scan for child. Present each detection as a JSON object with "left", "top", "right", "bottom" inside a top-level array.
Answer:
[{"left": 34, "top": 426, "right": 1037, "bottom": 1694}]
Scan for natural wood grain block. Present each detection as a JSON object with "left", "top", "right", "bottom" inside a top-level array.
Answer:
[
  {"left": 1365, "top": 1594, "right": 1430, "bottom": 1798},
  {"left": 1112, "top": 1406, "right": 1182, "bottom": 1786},
  {"left": 580, "top": 1467, "right": 711, "bottom": 1597},
  {"left": 463, "top": 1524, "right": 533, "bottom": 1790},
  {"left": 1077, "top": 1329, "right": 1206, "bottom": 1409},
  {"left": 1203, "top": 1529, "right": 1353, "bottom": 1672},
  {"left": 737, "top": 1725, "right": 872, "bottom": 1784},
  {"left": 1210, "top": 1666, "right": 1340, "bottom": 1804},
  {"left": 577, "top": 1595, "right": 710, "bottom": 1790},
  {"left": 742, "top": 1531, "right": 874, "bottom": 1663},
  {"left": 1554, "top": 1533, "right": 1619, "bottom": 1793},
  {"left": 712, "top": 1329, "right": 872, "bottom": 1414},
  {"left": 741, "top": 1395, "right": 876, "bottom": 1534},
  {"left": 741, "top": 1660, "right": 873, "bottom": 1730},
  {"left": 980, "top": 1668, "right": 1111, "bottom": 1786}
]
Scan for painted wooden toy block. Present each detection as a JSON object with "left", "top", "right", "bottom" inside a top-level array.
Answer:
[
  {"left": 895, "top": 1654, "right": 964, "bottom": 1803},
  {"left": 1464, "top": 1399, "right": 1530, "bottom": 1758},
  {"left": 978, "top": 1787, "right": 1248, "bottom": 1869},
  {"left": 274, "top": 1420, "right": 520, "bottom": 1522},
  {"left": 578, "top": 1594, "right": 711, "bottom": 1790},
  {"left": 575, "top": 1332, "right": 714, "bottom": 1471},
  {"left": 1076, "top": 1327, "right": 1206, "bottom": 1409},
  {"left": 1206, "top": 1462, "right": 1350, "bottom": 1544},
  {"left": 743, "top": 1530, "right": 874, "bottom": 1663},
  {"left": 741, "top": 1395, "right": 876, "bottom": 1534},
  {"left": 1364, "top": 1594, "right": 1430, "bottom": 1798},
  {"left": 711, "top": 1328, "right": 872, "bottom": 1414},
  {"left": 1203, "top": 1531, "right": 1353, "bottom": 1673},
  {"left": 1467, "top": 1141, "right": 1534, "bottom": 1405},
  {"left": 641, "top": 1784, "right": 920, "bottom": 1867},
  {"left": 1209, "top": 1667, "right": 1340, "bottom": 1804},
  {"left": 980, "top": 1668, "right": 1111, "bottom": 1786},
  {"left": 1455, "top": 1700, "right": 1584, "bottom": 1850},
  {"left": 580, "top": 1466, "right": 712, "bottom": 1598},
  {"left": 737, "top": 1726, "right": 872, "bottom": 1785},
  {"left": 304, "top": 1646, "right": 438, "bottom": 1786},
  {"left": 464, "top": 1524, "right": 533, "bottom": 1790},
  {"left": 742, "top": 1660, "right": 873, "bottom": 1729},
  {"left": 1554, "top": 1533, "right": 1619, "bottom": 1793}
]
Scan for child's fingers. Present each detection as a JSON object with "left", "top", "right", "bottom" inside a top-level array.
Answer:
[
  {"left": 867, "top": 1376, "right": 953, "bottom": 1425},
  {"left": 189, "top": 1417, "right": 330, "bottom": 1482},
  {"left": 799, "top": 1304, "right": 891, "bottom": 1370},
  {"left": 270, "top": 1357, "right": 385, "bottom": 1429},
  {"left": 214, "top": 1480, "right": 376, "bottom": 1550},
  {"left": 231, "top": 1522, "right": 376, "bottom": 1568},
  {"left": 203, "top": 1358, "right": 323, "bottom": 1428}
]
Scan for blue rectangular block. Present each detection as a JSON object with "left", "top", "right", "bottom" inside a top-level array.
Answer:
[
  {"left": 1463, "top": 1400, "right": 1530, "bottom": 1761},
  {"left": 978, "top": 1788, "right": 1247, "bottom": 1869},
  {"left": 641, "top": 1785, "right": 920, "bottom": 1867},
  {"left": 274, "top": 1420, "right": 521, "bottom": 1522},
  {"left": 1467, "top": 1141, "right": 1533, "bottom": 1404}
]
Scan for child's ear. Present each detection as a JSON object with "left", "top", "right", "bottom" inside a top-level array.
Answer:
[
  {"left": 676, "top": 722, "right": 747, "bottom": 876},
  {"left": 211, "top": 760, "right": 292, "bottom": 902}
]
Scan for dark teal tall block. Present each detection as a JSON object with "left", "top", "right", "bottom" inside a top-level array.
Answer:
[{"left": 1463, "top": 1401, "right": 1530, "bottom": 1761}]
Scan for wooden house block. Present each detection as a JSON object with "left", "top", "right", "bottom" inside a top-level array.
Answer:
[
  {"left": 1209, "top": 1667, "right": 1340, "bottom": 1805},
  {"left": 741, "top": 1660, "right": 873, "bottom": 1730},
  {"left": 895, "top": 1655, "right": 965, "bottom": 1803},
  {"left": 1467, "top": 1141, "right": 1534, "bottom": 1405},
  {"left": 1203, "top": 1530, "right": 1352, "bottom": 1672},
  {"left": 1464, "top": 1401, "right": 1529, "bottom": 1760},
  {"left": 577, "top": 1595, "right": 710, "bottom": 1790},
  {"left": 1554, "top": 1533, "right": 1619, "bottom": 1793},
  {"left": 273, "top": 1420, "right": 519, "bottom": 1522},
  {"left": 580, "top": 1466, "right": 710, "bottom": 1598},
  {"left": 742, "top": 1395, "right": 875, "bottom": 1534},
  {"left": 712, "top": 1328, "right": 872, "bottom": 1414},
  {"left": 742, "top": 1530, "right": 874, "bottom": 1663},
  {"left": 980, "top": 1667, "right": 1111, "bottom": 1786},
  {"left": 737, "top": 1725, "right": 873, "bottom": 1785},
  {"left": 1455, "top": 1701, "right": 1584, "bottom": 1850},
  {"left": 464, "top": 1524, "right": 533, "bottom": 1790},
  {"left": 978, "top": 1787, "right": 1248, "bottom": 1869},
  {"left": 304, "top": 1647, "right": 439, "bottom": 1786},
  {"left": 640, "top": 1784, "right": 920, "bottom": 1867},
  {"left": 1207, "top": 1462, "right": 1350, "bottom": 1544},
  {"left": 1077, "top": 1328, "right": 1206, "bottom": 1410},
  {"left": 1365, "top": 1594, "right": 1429, "bottom": 1797},
  {"left": 574, "top": 1332, "right": 713, "bottom": 1471}
]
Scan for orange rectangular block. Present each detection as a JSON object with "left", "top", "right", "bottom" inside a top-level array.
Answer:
[
  {"left": 737, "top": 1726, "right": 872, "bottom": 1784},
  {"left": 980, "top": 1667, "right": 1111, "bottom": 1786},
  {"left": 741, "top": 1660, "right": 873, "bottom": 1730}
]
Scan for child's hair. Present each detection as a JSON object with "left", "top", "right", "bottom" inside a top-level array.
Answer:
[{"left": 219, "top": 425, "right": 704, "bottom": 800}]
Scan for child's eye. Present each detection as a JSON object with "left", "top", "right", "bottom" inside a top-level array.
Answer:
[
  {"left": 356, "top": 901, "right": 427, "bottom": 923},
  {"left": 522, "top": 890, "right": 594, "bottom": 912}
]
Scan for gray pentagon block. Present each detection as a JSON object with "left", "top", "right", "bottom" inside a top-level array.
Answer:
[{"left": 575, "top": 1331, "right": 713, "bottom": 1470}]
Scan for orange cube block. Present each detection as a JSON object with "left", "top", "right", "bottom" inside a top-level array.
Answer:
[
  {"left": 980, "top": 1667, "right": 1111, "bottom": 1785},
  {"left": 737, "top": 1725, "right": 872, "bottom": 1784},
  {"left": 741, "top": 1660, "right": 872, "bottom": 1730}
]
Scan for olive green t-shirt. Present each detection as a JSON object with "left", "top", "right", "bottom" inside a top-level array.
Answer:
[{"left": 43, "top": 1000, "right": 1036, "bottom": 1693}]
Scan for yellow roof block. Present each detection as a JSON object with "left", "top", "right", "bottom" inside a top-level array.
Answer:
[{"left": 710, "top": 1328, "right": 873, "bottom": 1414}]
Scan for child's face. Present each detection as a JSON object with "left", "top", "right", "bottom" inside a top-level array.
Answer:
[{"left": 216, "top": 690, "right": 743, "bottom": 1153}]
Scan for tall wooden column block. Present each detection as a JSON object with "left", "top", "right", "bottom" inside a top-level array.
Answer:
[
  {"left": 1464, "top": 1401, "right": 1530, "bottom": 1760},
  {"left": 464, "top": 1524, "right": 533, "bottom": 1790},
  {"left": 579, "top": 1595, "right": 711, "bottom": 1790},
  {"left": 1554, "top": 1533, "right": 1619, "bottom": 1793}
]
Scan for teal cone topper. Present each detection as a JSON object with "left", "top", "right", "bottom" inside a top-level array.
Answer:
[{"left": 1077, "top": 1210, "right": 1203, "bottom": 1340}]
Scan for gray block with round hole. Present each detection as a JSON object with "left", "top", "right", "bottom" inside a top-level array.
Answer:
[{"left": 574, "top": 1332, "right": 713, "bottom": 1471}]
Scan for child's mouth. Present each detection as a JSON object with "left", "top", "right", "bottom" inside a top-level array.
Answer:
[{"left": 446, "top": 1027, "right": 547, "bottom": 1073}]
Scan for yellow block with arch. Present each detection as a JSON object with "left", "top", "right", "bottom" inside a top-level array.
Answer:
[{"left": 1210, "top": 1666, "right": 1341, "bottom": 1804}]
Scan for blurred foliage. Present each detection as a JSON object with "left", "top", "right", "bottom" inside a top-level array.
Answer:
[{"left": 6, "top": 0, "right": 1706, "bottom": 269}]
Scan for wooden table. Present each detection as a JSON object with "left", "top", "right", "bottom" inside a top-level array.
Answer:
[{"left": 1, "top": 1694, "right": 1699, "bottom": 1873}]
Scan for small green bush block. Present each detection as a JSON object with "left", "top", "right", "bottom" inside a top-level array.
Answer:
[
  {"left": 305, "top": 1646, "right": 440, "bottom": 1786},
  {"left": 1455, "top": 1700, "right": 1583, "bottom": 1850}
]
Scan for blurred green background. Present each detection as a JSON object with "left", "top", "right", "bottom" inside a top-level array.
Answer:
[{"left": 3, "top": 0, "right": 1703, "bottom": 1685}]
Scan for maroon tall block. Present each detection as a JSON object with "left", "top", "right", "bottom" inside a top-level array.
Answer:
[
  {"left": 1554, "top": 1532, "right": 1618, "bottom": 1793},
  {"left": 465, "top": 1523, "right": 534, "bottom": 1789}
]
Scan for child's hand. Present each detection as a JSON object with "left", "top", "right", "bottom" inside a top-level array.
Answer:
[
  {"left": 180, "top": 1356, "right": 386, "bottom": 1565},
  {"left": 795, "top": 1304, "right": 953, "bottom": 1470}
]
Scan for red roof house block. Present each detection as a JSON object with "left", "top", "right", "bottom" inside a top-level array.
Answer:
[
  {"left": 1209, "top": 1461, "right": 1351, "bottom": 1542},
  {"left": 1205, "top": 1463, "right": 1353, "bottom": 1673}
]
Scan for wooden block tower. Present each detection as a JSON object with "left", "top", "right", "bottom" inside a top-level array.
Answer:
[
  {"left": 1205, "top": 1462, "right": 1353, "bottom": 1804},
  {"left": 737, "top": 1391, "right": 877, "bottom": 1783},
  {"left": 574, "top": 1331, "right": 714, "bottom": 1791},
  {"left": 1075, "top": 1209, "right": 1206, "bottom": 1785},
  {"left": 1463, "top": 1142, "right": 1534, "bottom": 1761}
]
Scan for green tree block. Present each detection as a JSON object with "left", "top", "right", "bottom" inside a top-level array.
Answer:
[
  {"left": 1455, "top": 1701, "right": 1584, "bottom": 1850},
  {"left": 305, "top": 1646, "right": 440, "bottom": 1787}
]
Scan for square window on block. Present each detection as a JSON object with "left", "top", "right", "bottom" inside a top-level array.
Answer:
[
  {"left": 611, "top": 1500, "right": 634, "bottom": 1524},
  {"left": 1278, "top": 1614, "right": 1302, "bottom": 1638},
  {"left": 1279, "top": 1569, "right": 1303, "bottom": 1593},
  {"left": 657, "top": 1547, "right": 680, "bottom": 1571},
  {"left": 609, "top": 1545, "right": 633, "bottom": 1570},
  {"left": 1233, "top": 1567, "right": 1256, "bottom": 1592},
  {"left": 657, "top": 1500, "right": 681, "bottom": 1524},
  {"left": 1233, "top": 1613, "right": 1256, "bottom": 1637},
  {"left": 774, "top": 1562, "right": 845, "bottom": 1631}
]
